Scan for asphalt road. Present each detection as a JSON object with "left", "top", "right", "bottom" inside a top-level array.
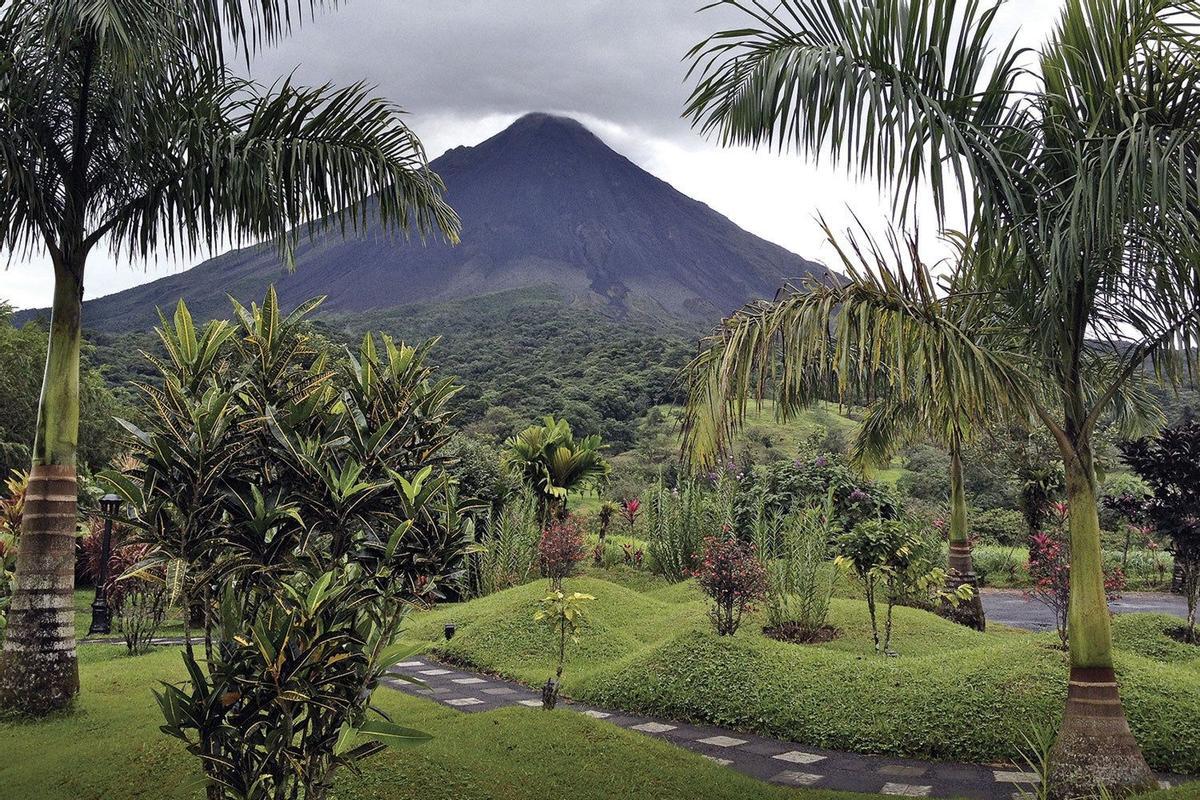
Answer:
[{"left": 981, "top": 588, "right": 1189, "bottom": 631}]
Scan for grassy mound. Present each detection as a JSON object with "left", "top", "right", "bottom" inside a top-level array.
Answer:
[
  {"left": 0, "top": 645, "right": 865, "bottom": 800},
  {"left": 404, "top": 575, "right": 1200, "bottom": 774},
  {"left": 1112, "top": 613, "right": 1200, "bottom": 668}
]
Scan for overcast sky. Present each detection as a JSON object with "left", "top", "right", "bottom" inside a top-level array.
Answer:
[{"left": 4, "top": 0, "right": 1065, "bottom": 311}]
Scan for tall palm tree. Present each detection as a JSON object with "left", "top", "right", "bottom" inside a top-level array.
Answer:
[
  {"left": 685, "top": 1, "right": 1200, "bottom": 793},
  {"left": 0, "top": 1, "right": 458, "bottom": 716},
  {"left": 502, "top": 416, "right": 610, "bottom": 522}
]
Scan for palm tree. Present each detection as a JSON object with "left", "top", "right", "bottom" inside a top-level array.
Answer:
[
  {"left": 685, "top": 1, "right": 1200, "bottom": 793},
  {"left": 0, "top": 1, "right": 458, "bottom": 716},
  {"left": 502, "top": 416, "right": 610, "bottom": 522}
]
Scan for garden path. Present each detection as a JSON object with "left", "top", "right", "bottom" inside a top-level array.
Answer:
[{"left": 384, "top": 657, "right": 1183, "bottom": 800}]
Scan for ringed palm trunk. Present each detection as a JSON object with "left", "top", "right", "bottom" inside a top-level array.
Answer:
[
  {"left": 0, "top": 256, "right": 83, "bottom": 715},
  {"left": 945, "top": 438, "right": 985, "bottom": 631},
  {"left": 1047, "top": 436, "right": 1154, "bottom": 798}
]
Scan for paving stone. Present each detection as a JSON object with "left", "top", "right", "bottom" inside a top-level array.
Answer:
[
  {"left": 444, "top": 698, "right": 484, "bottom": 707},
  {"left": 393, "top": 661, "right": 424, "bottom": 668},
  {"left": 418, "top": 668, "right": 453, "bottom": 676},
  {"left": 481, "top": 687, "right": 517, "bottom": 696},
  {"left": 517, "top": 699, "right": 542, "bottom": 707},
  {"left": 582, "top": 710, "right": 611, "bottom": 719},
  {"left": 773, "top": 750, "right": 827, "bottom": 765},
  {"left": 697, "top": 735, "right": 748, "bottom": 748},
  {"left": 769, "top": 771, "right": 824, "bottom": 787},
  {"left": 880, "top": 765, "right": 928, "bottom": 778},
  {"left": 452, "top": 677, "right": 488, "bottom": 685},
  {"left": 630, "top": 722, "right": 677, "bottom": 734},
  {"left": 881, "top": 783, "right": 933, "bottom": 797},
  {"left": 703, "top": 756, "right": 734, "bottom": 766},
  {"left": 993, "top": 770, "right": 1039, "bottom": 784}
]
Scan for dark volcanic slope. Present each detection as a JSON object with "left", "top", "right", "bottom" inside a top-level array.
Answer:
[{"left": 30, "top": 113, "right": 828, "bottom": 331}]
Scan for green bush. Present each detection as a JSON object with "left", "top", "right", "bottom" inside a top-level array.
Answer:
[
  {"left": 970, "top": 507, "right": 1027, "bottom": 546},
  {"left": 644, "top": 479, "right": 719, "bottom": 581}
]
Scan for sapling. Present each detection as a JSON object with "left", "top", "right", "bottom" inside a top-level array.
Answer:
[{"left": 534, "top": 589, "right": 595, "bottom": 709}]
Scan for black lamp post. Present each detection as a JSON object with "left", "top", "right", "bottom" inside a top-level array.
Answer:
[{"left": 88, "top": 493, "right": 122, "bottom": 636}]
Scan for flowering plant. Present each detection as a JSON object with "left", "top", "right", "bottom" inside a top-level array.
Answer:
[{"left": 692, "top": 535, "right": 766, "bottom": 635}]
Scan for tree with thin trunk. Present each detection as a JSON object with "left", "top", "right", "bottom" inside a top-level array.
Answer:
[
  {"left": 0, "top": 0, "right": 458, "bottom": 716},
  {"left": 685, "top": 1, "right": 1200, "bottom": 794}
]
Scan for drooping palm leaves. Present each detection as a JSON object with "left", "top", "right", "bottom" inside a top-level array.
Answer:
[{"left": 685, "top": 1, "right": 1200, "bottom": 792}]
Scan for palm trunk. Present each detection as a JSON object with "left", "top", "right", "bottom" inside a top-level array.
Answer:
[
  {"left": 0, "top": 259, "right": 83, "bottom": 715},
  {"left": 945, "top": 436, "right": 985, "bottom": 630},
  {"left": 1047, "top": 438, "right": 1154, "bottom": 798}
]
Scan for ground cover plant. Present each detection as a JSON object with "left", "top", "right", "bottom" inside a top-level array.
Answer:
[
  {"left": 0, "top": 644, "right": 875, "bottom": 800},
  {"left": 399, "top": 574, "right": 1200, "bottom": 775}
]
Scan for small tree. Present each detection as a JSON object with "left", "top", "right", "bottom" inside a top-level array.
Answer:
[
  {"left": 693, "top": 535, "right": 766, "bottom": 636},
  {"left": 836, "top": 518, "right": 966, "bottom": 655},
  {"left": 1120, "top": 423, "right": 1200, "bottom": 643},
  {"left": 534, "top": 590, "right": 595, "bottom": 710},
  {"left": 538, "top": 516, "right": 586, "bottom": 590}
]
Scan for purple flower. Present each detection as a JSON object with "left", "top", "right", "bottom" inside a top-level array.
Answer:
[
  {"left": 849, "top": 488, "right": 868, "bottom": 502},
  {"left": 814, "top": 456, "right": 829, "bottom": 468}
]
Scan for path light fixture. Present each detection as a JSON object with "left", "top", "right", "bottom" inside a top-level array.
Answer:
[
  {"left": 88, "top": 494, "right": 122, "bottom": 636},
  {"left": 444, "top": 623, "right": 457, "bottom": 641}
]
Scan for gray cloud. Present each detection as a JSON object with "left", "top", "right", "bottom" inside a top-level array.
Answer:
[{"left": 248, "top": 1, "right": 741, "bottom": 149}]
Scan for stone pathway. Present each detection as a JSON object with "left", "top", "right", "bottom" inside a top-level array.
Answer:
[{"left": 383, "top": 657, "right": 1184, "bottom": 799}]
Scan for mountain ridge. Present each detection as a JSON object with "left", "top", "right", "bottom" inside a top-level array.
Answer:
[{"left": 18, "top": 112, "right": 830, "bottom": 331}]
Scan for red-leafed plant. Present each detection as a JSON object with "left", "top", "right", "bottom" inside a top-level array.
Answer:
[
  {"left": 692, "top": 535, "right": 767, "bottom": 635},
  {"left": 538, "top": 515, "right": 586, "bottom": 589},
  {"left": 620, "top": 497, "right": 641, "bottom": 532},
  {"left": 1026, "top": 508, "right": 1125, "bottom": 649}
]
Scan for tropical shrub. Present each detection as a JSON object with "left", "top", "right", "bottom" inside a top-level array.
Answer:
[
  {"left": 103, "top": 292, "right": 473, "bottom": 800},
  {"left": 645, "top": 480, "right": 719, "bottom": 581},
  {"left": 620, "top": 497, "right": 641, "bottom": 532},
  {"left": 473, "top": 492, "right": 540, "bottom": 597},
  {"left": 595, "top": 501, "right": 617, "bottom": 565},
  {"left": 534, "top": 589, "right": 595, "bottom": 709},
  {"left": 0, "top": 471, "right": 25, "bottom": 637},
  {"left": 1120, "top": 423, "right": 1200, "bottom": 642},
  {"left": 538, "top": 515, "right": 586, "bottom": 589},
  {"left": 734, "top": 455, "right": 899, "bottom": 536},
  {"left": 693, "top": 535, "right": 766, "bottom": 636},
  {"left": 502, "top": 416, "right": 609, "bottom": 520},
  {"left": 763, "top": 506, "right": 838, "bottom": 642}
]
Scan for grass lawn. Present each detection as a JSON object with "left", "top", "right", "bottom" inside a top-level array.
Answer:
[
  {"left": 0, "top": 645, "right": 874, "bottom": 800},
  {"left": 400, "top": 572, "right": 1200, "bottom": 775}
]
